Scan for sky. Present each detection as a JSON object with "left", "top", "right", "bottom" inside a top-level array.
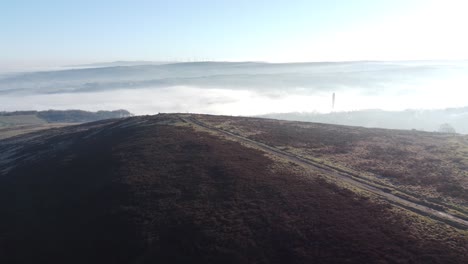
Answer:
[{"left": 2, "top": 0, "right": 468, "bottom": 69}]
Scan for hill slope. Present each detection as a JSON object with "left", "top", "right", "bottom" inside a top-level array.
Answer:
[
  {"left": 0, "top": 114, "right": 466, "bottom": 263},
  {"left": 259, "top": 107, "right": 468, "bottom": 134},
  {"left": 0, "top": 109, "right": 132, "bottom": 126},
  {"left": 0, "top": 110, "right": 132, "bottom": 140}
]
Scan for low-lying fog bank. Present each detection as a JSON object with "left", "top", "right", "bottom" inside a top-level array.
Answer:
[{"left": 1, "top": 61, "right": 467, "bottom": 132}]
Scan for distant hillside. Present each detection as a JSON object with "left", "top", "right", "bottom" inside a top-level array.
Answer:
[
  {"left": 0, "top": 114, "right": 466, "bottom": 263},
  {"left": 259, "top": 107, "right": 468, "bottom": 134},
  {"left": 0, "top": 114, "right": 46, "bottom": 127},
  {"left": 2, "top": 60, "right": 468, "bottom": 116},
  {"left": 2, "top": 61, "right": 466, "bottom": 95},
  {"left": 64, "top": 60, "right": 174, "bottom": 68},
  {"left": 0, "top": 109, "right": 132, "bottom": 126}
]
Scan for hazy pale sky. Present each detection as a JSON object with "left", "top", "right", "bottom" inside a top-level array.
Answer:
[{"left": 2, "top": 0, "right": 468, "bottom": 67}]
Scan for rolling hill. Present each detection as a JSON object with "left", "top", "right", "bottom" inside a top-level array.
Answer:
[
  {"left": 259, "top": 107, "right": 468, "bottom": 134},
  {"left": 0, "top": 110, "right": 132, "bottom": 140},
  {"left": 0, "top": 114, "right": 467, "bottom": 263},
  {"left": 0, "top": 109, "right": 131, "bottom": 126},
  {"left": 2, "top": 61, "right": 466, "bottom": 95}
]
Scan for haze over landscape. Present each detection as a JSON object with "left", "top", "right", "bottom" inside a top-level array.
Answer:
[{"left": 1, "top": 60, "right": 467, "bottom": 114}]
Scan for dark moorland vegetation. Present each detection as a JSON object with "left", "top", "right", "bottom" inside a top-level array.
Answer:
[
  {"left": 0, "top": 114, "right": 466, "bottom": 263},
  {"left": 198, "top": 115, "right": 468, "bottom": 206}
]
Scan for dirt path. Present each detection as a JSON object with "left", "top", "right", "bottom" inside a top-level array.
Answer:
[{"left": 181, "top": 115, "right": 468, "bottom": 230}]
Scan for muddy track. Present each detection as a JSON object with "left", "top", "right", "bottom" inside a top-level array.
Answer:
[{"left": 181, "top": 115, "right": 468, "bottom": 230}]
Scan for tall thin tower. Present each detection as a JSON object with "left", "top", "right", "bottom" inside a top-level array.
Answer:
[{"left": 332, "top": 92, "right": 336, "bottom": 110}]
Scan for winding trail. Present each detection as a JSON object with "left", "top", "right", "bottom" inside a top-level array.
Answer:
[{"left": 181, "top": 115, "right": 468, "bottom": 230}]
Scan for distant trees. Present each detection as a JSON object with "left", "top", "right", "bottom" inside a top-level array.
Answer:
[{"left": 438, "top": 123, "right": 456, "bottom": 134}]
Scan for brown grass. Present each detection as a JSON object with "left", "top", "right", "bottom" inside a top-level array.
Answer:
[{"left": 197, "top": 115, "right": 468, "bottom": 208}]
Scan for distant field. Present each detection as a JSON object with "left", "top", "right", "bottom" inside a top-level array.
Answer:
[
  {"left": 0, "top": 115, "right": 46, "bottom": 127},
  {"left": 0, "top": 123, "right": 74, "bottom": 140},
  {"left": 0, "top": 109, "right": 131, "bottom": 140}
]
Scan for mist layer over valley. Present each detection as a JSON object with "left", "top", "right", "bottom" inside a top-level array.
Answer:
[{"left": 1, "top": 60, "right": 467, "bottom": 132}]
